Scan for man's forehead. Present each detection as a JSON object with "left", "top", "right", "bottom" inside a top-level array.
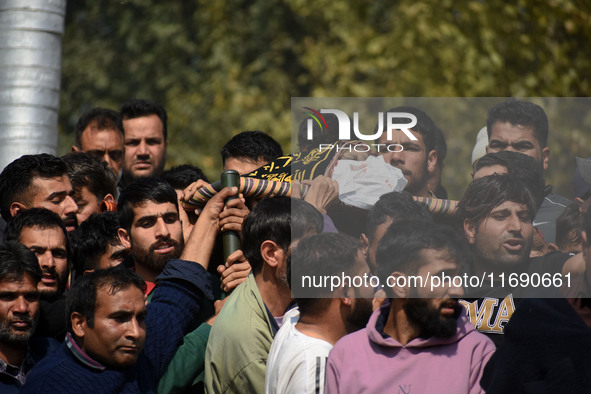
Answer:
[
  {"left": 490, "top": 200, "right": 529, "bottom": 214},
  {"left": 20, "top": 225, "right": 67, "bottom": 247},
  {"left": 378, "top": 129, "right": 425, "bottom": 145},
  {"left": 0, "top": 276, "right": 38, "bottom": 291},
  {"left": 123, "top": 115, "right": 164, "bottom": 139},
  {"left": 31, "top": 175, "right": 72, "bottom": 195},
  {"left": 81, "top": 127, "right": 123, "bottom": 147},
  {"left": 132, "top": 201, "right": 177, "bottom": 217},
  {"left": 95, "top": 284, "right": 145, "bottom": 310},
  {"left": 490, "top": 122, "right": 539, "bottom": 143}
]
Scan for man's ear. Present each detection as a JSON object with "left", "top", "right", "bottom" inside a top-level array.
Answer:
[
  {"left": 71, "top": 312, "right": 87, "bottom": 338},
  {"left": 389, "top": 272, "right": 409, "bottom": 298},
  {"left": 102, "top": 193, "right": 115, "bottom": 203},
  {"left": 464, "top": 219, "right": 477, "bottom": 245},
  {"left": 260, "top": 240, "right": 282, "bottom": 268},
  {"left": 9, "top": 201, "right": 27, "bottom": 218},
  {"left": 340, "top": 296, "right": 353, "bottom": 308},
  {"left": 427, "top": 150, "right": 438, "bottom": 174},
  {"left": 547, "top": 243, "right": 560, "bottom": 253},
  {"left": 541, "top": 147, "right": 550, "bottom": 171},
  {"left": 72, "top": 145, "right": 80, "bottom": 153},
  {"left": 359, "top": 233, "right": 369, "bottom": 257},
  {"left": 118, "top": 228, "right": 132, "bottom": 249}
]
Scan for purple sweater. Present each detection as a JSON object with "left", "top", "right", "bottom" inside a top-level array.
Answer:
[{"left": 325, "top": 305, "right": 495, "bottom": 394}]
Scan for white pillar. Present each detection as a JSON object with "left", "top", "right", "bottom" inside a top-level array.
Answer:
[{"left": 0, "top": 0, "right": 66, "bottom": 171}]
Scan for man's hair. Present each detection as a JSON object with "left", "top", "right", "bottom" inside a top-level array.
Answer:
[
  {"left": 242, "top": 197, "right": 322, "bottom": 275},
  {"left": 160, "top": 164, "right": 209, "bottom": 190},
  {"left": 292, "top": 198, "right": 324, "bottom": 241},
  {"left": 0, "top": 241, "right": 42, "bottom": 284},
  {"left": 585, "top": 207, "right": 591, "bottom": 238},
  {"left": 376, "top": 220, "right": 469, "bottom": 294},
  {"left": 457, "top": 174, "right": 537, "bottom": 227},
  {"left": 71, "top": 212, "right": 127, "bottom": 277},
  {"left": 0, "top": 154, "right": 69, "bottom": 221},
  {"left": 378, "top": 106, "right": 441, "bottom": 153},
  {"left": 365, "top": 191, "right": 432, "bottom": 241},
  {"left": 120, "top": 98, "right": 168, "bottom": 141},
  {"left": 556, "top": 202, "right": 584, "bottom": 252},
  {"left": 5, "top": 208, "right": 71, "bottom": 263},
  {"left": 66, "top": 265, "right": 145, "bottom": 334},
  {"left": 118, "top": 177, "right": 178, "bottom": 232},
  {"left": 5, "top": 209, "right": 72, "bottom": 278},
  {"left": 221, "top": 131, "right": 283, "bottom": 166},
  {"left": 62, "top": 152, "right": 117, "bottom": 202},
  {"left": 474, "top": 151, "right": 545, "bottom": 209},
  {"left": 486, "top": 99, "right": 549, "bottom": 148},
  {"left": 297, "top": 112, "right": 342, "bottom": 154},
  {"left": 74, "top": 107, "right": 123, "bottom": 148},
  {"left": 432, "top": 122, "right": 447, "bottom": 163},
  {"left": 292, "top": 233, "right": 361, "bottom": 315}
]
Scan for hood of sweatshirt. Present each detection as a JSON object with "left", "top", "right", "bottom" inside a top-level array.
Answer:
[{"left": 366, "top": 303, "right": 475, "bottom": 349}]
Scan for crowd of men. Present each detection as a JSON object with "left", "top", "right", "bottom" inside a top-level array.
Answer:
[{"left": 0, "top": 98, "right": 590, "bottom": 393}]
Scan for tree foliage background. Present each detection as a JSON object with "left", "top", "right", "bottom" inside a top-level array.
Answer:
[{"left": 60, "top": 0, "right": 591, "bottom": 200}]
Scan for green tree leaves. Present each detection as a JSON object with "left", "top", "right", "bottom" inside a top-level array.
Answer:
[{"left": 59, "top": 1, "right": 591, "bottom": 196}]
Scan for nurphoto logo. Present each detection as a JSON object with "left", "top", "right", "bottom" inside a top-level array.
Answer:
[{"left": 302, "top": 108, "right": 418, "bottom": 153}]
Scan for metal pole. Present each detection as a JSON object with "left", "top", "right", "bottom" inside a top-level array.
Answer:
[{"left": 0, "top": 0, "right": 66, "bottom": 171}]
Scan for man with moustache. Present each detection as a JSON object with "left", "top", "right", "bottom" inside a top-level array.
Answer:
[
  {"left": 117, "top": 177, "right": 184, "bottom": 295},
  {"left": 119, "top": 99, "right": 168, "bottom": 188},
  {"left": 266, "top": 233, "right": 373, "bottom": 394},
  {"left": 456, "top": 174, "right": 572, "bottom": 346},
  {"left": 479, "top": 202, "right": 591, "bottom": 393},
  {"left": 485, "top": 99, "right": 571, "bottom": 244},
  {"left": 325, "top": 220, "right": 495, "bottom": 394},
  {"left": 0, "top": 241, "right": 59, "bottom": 393},
  {"left": 0, "top": 154, "right": 78, "bottom": 234},
  {"left": 205, "top": 197, "right": 324, "bottom": 394},
  {"left": 5, "top": 209, "right": 72, "bottom": 339},
  {"left": 376, "top": 106, "right": 443, "bottom": 197},
  {"left": 457, "top": 175, "right": 535, "bottom": 345},
  {"left": 20, "top": 185, "right": 240, "bottom": 393},
  {"left": 71, "top": 107, "right": 125, "bottom": 176}
]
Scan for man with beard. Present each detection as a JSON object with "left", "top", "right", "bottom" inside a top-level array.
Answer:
[
  {"left": 325, "top": 220, "right": 495, "bottom": 394},
  {"left": 205, "top": 197, "right": 324, "bottom": 394},
  {"left": 119, "top": 99, "right": 168, "bottom": 188},
  {"left": 478, "top": 202, "right": 591, "bottom": 393},
  {"left": 376, "top": 106, "right": 442, "bottom": 197},
  {"left": 117, "top": 177, "right": 184, "bottom": 295},
  {"left": 485, "top": 99, "right": 571, "bottom": 244},
  {"left": 0, "top": 241, "right": 59, "bottom": 393},
  {"left": 457, "top": 175, "right": 569, "bottom": 346},
  {"left": 266, "top": 232, "right": 373, "bottom": 394},
  {"left": 5, "top": 209, "right": 71, "bottom": 340},
  {"left": 0, "top": 154, "right": 78, "bottom": 235},
  {"left": 71, "top": 107, "right": 125, "bottom": 176}
]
